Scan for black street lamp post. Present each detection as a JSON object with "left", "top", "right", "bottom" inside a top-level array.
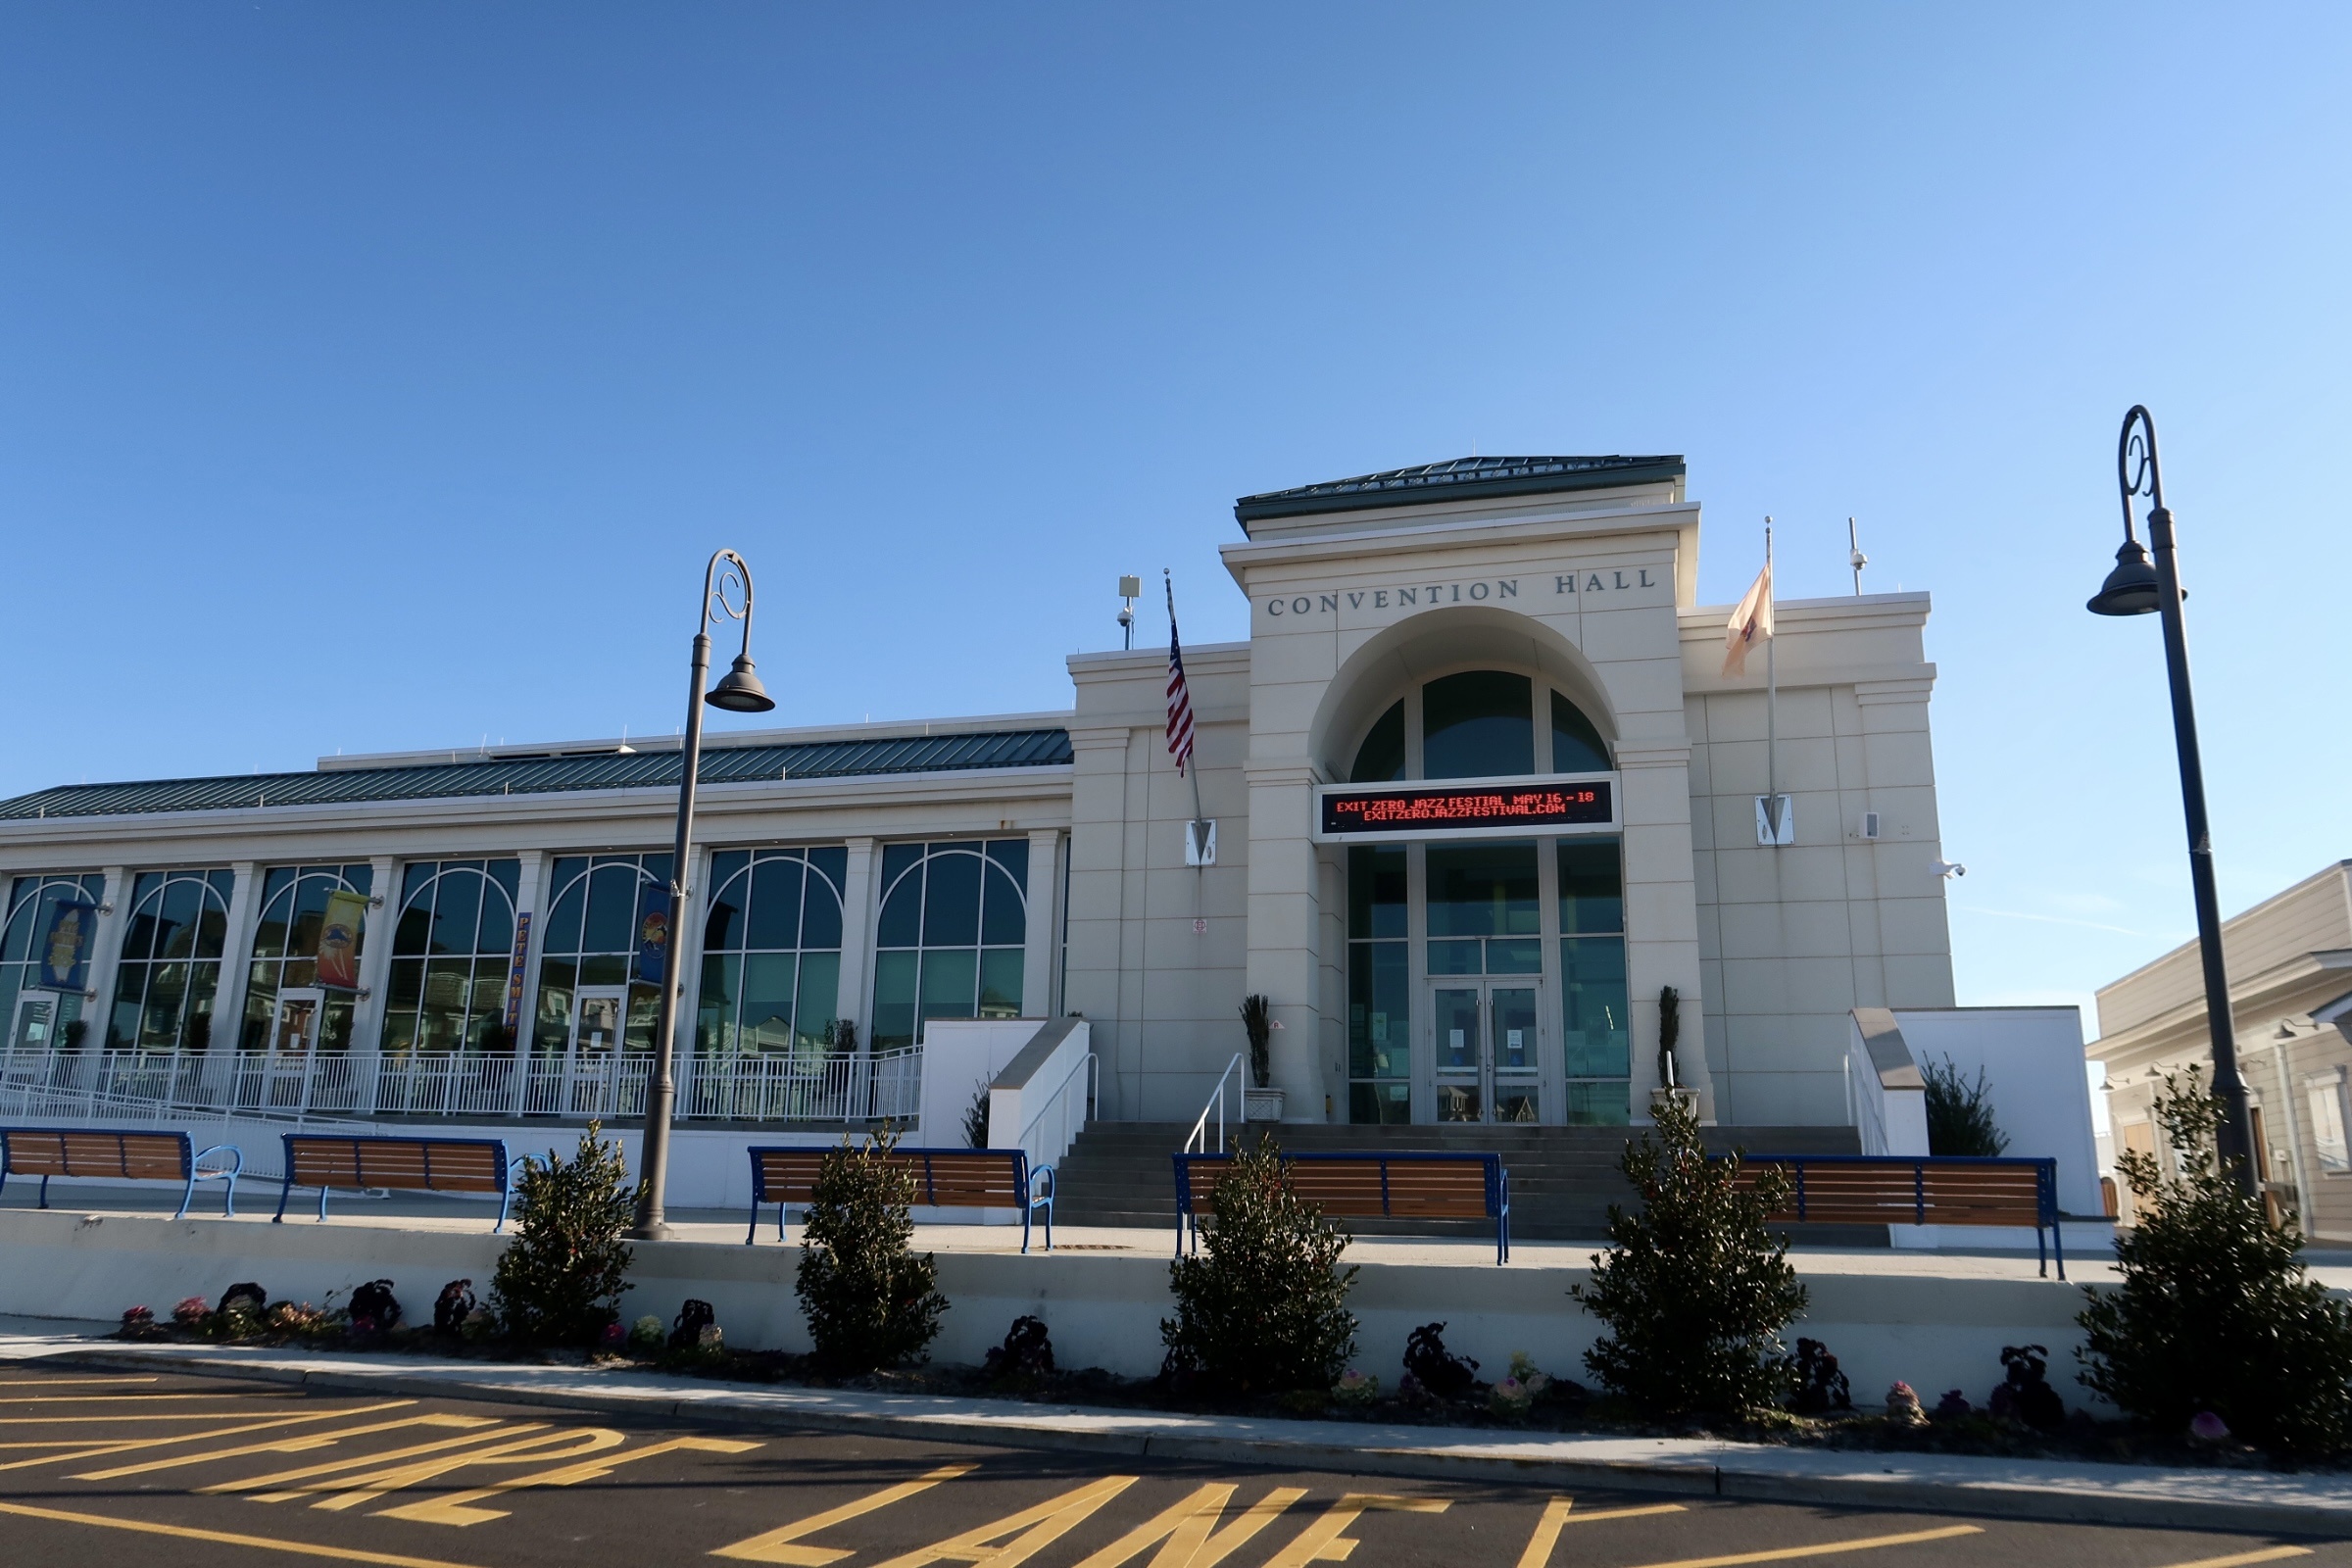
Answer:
[
  {"left": 631, "top": 549, "right": 775, "bottom": 1240},
  {"left": 2086, "top": 406, "right": 2258, "bottom": 1197}
]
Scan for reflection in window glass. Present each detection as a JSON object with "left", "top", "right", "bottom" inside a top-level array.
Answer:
[
  {"left": 1421, "top": 670, "right": 1533, "bottom": 779},
  {"left": 0, "top": 873, "right": 107, "bottom": 1049},
  {"left": 1347, "top": 846, "right": 1409, "bottom": 1125},
  {"left": 1559, "top": 838, "right": 1629, "bottom": 1125},
  {"left": 1350, "top": 702, "right": 1406, "bottom": 783},
  {"left": 2309, "top": 1074, "right": 2349, "bottom": 1173},
  {"left": 871, "top": 841, "right": 1028, "bottom": 1051},
  {"left": 1551, "top": 690, "right": 1612, "bottom": 773},
  {"left": 384, "top": 859, "right": 521, "bottom": 1057},
  {"left": 1425, "top": 842, "right": 1539, "bottom": 974},
  {"left": 698, "top": 847, "right": 847, "bottom": 1061},
  {"left": 243, "top": 864, "right": 373, "bottom": 1054},
  {"left": 530, "top": 854, "right": 673, "bottom": 1059},
  {"left": 107, "top": 869, "right": 234, "bottom": 1051}
]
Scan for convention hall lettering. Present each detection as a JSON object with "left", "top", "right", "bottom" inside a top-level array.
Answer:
[
  {"left": 1320, "top": 781, "right": 1615, "bottom": 837},
  {"left": 1263, "top": 567, "right": 1659, "bottom": 617}
]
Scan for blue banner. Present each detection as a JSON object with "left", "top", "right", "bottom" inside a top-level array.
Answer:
[
  {"left": 37, "top": 900, "right": 98, "bottom": 992},
  {"left": 635, "top": 889, "right": 671, "bottom": 986}
]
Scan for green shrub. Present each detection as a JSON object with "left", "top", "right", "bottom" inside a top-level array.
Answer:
[
  {"left": 1161, "top": 1135, "right": 1357, "bottom": 1395},
  {"left": 1572, "top": 1092, "right": 1806, "bottom": 1415},
  {"left": 2078, "top": 1067, "right": 2352, "bottom": 1456},
  {"left": 795, "top": 1129, "right": 949, "bottom": 1371},
  {"left": 489, "top": 1122, "right": 636, "bottom": 1348},
  {"left": 1922, "top": 1056, "right": 2008, "bottom": 1156}
]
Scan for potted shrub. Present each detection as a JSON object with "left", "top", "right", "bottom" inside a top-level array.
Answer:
[
  {"left": 1647, "top": 985, "right": 1697, "bottom": 1120},
  {"left": 1240, "top": 995, "right": 1282, "bottom": 1122}
]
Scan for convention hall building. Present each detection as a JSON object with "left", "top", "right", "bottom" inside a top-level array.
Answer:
[{"left": 0, "top": 456, "right": 1985, "bottom": 1208}]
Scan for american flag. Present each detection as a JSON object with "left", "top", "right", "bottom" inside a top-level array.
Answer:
[{"left": 1165, "top": 613, "right": 1196, "bottom": 777}]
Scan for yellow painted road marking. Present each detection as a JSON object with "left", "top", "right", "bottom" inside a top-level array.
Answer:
[
  {"left": 74, "top": 1413, "right": 500, "bottom": 1479},
  {"left": 868, "top": 1474, "right": 1140, "bottom": 1568},
  {"left": 2154, "top": 1550, "right": 2311, "bottom": 1568},
  {"left": 376, "top": 1435, "right": 763, "bottom": 1525},
  {"left": 0, "top": 1409, "right": 338, "bottom": 1422},
  {"left": 0, "top": 1392, "right": 273, "bottom": 1403},
  {"left": 1073, "top": 1483, "right": 1308, "bottom": 1568},
  {"left": 1261, "top": 1494, "right": 1451, "bottom": 1568},
  {"left": 0, "top": 1498, "right": 490, "bottom": 1568},
  {"left": 1617, "top": 1524, "right": 1983, "bottom": 1568},
  {"left": 0, "top": 1400, "right": 415, "bottom": 1472},
  {"left": 1515, "top": 1498, "right": 1690, "bottom": 1568},
  {"left": 712, "top": 1463, "right": 978, "bottom": 1564},
  {"left": 0, "top": 1376, "right": 159, "bottom": 1386},
  {"left": 304, "top": 1428, "right": 624, "bottom": 1512},
  {"left": 202, "top": 1425, "right": 550, "bottom": 1495}
]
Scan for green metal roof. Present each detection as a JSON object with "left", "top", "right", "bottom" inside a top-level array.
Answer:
[
  {"left": 0, "top": 729, "right": 1073, "bottom": 822},
  {"left": 1235, "top": 455, "right": 1685, "bottom": 525}
]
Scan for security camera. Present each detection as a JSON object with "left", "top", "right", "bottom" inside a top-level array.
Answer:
[{"left": 1931, "top": 859, "right": 1966, "bottom": 879}]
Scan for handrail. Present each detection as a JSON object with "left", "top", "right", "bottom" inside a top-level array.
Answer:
[
  {"left": 1016, "top": 1051, "right": 1096, "bottom": 1158},
  {"left": 1185, "top": 1054, "right": 1246, "bottom": 1155}
]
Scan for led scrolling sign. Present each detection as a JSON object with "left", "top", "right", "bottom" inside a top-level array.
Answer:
[{"left": 1315, "top": 774, "right": 1618, "bottom": 843}]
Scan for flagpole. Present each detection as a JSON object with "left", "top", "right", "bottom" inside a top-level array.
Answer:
[
  {"left": 1165, "top": 569, "right": 1207, "bottom": 830},
  {"left": 1764, "top": 519, "right": 1779, "bottom": 840}
]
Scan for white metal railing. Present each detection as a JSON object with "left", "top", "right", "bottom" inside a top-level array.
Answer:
[
  {"left": 1016, "top": 1052, "right": 1096, "bottom": 1170},
  {"left": 0, "top": 1045, "right": 922, "bottom": 1128},
  {"left": 1184, "top": 1053, "right": 1246, "bottom": 1154}
]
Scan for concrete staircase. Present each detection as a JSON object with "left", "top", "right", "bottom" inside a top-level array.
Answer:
[{"left": 1048, "top": 1120, "right": 1874, "bottom": 1244}]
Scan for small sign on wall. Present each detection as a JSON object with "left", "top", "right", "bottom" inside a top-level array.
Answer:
[{"left": 1184, "top": 818, "right": 1217, "bottom": 865}]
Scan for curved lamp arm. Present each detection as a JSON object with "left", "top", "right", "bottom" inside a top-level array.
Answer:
[{"left": 2117, "top": 403, "right": 2164, "bottom": 541}]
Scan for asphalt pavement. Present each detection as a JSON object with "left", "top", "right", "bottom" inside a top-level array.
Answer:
[{"left": 0, "top": 1362, "right": 2332, "bottom": 1568}]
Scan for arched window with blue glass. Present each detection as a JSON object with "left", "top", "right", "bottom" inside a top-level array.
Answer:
[
  {"left": 107, "top": 869, "right": 235, "bottom": 1052},
  {"left": 871, "top": 840, "right": 1028, "bottom": 1053},
  {"left": 697, "top": 846, "right": 847, "bottom": 1060},
  {"left": 531, "top": 854, "right": 673, "bottom": 1069},
  {"left": 3, "top": 873, "right": 107, "bottom": 1054},
  {"left": 384, "top": 859, "right": 520, "bottom": 1056},
  {"left": 242, "top": 864, "right": 374, "bottom": 1056}
]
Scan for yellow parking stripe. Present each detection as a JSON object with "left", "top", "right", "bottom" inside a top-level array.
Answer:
[
  {"left": 0, "top": 1409, "right": 334, "bottom": 1423},
  {"left": 1617, "top": 1525, "right": 1982, "bottom": 1568},
  {"left": 1516, "top": 1498, "right": 1690, "bottom": 1568},
  {"left": 202, "top": 1425, "right": 550, "bottom": 1495},
  {"left": 0, "top": 1499, "right": 489, "bottom": 1568},
  {"left": 0, "top": 1376, "right": 159, "bottom": 1386},
  {"left": 74, "top": 1413, "right": 500, "bottom": 1479},
  {"left": 0, "top": 1393, "right": 261, "bottom": 1403},
  {"left": 2154, "top": 1550, "right": 2310, "bottom": 1567},
  {"left": 0, "top": 1401, "right": 414, "bottom": 1471}
]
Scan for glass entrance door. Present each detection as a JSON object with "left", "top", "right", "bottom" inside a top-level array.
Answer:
[
  {"left": 564, "top": 986, "right": 629, "bottom": 1114},
  {"left": 270, "top": 990, "right": 322, "bottom": 1054},
  {"left": 9, "top": 991, "right": 62, "bottom": 1054},
  {"left": 1432, "top": 983, "right": 1541, "bottom": 1123}
]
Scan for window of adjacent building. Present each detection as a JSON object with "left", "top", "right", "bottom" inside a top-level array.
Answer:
[
  {"left": 1559, "top": 838, "right": 1630, "bottom": 1125},
  {"left": 242, "top": 864, "right": 373, "bottom": 1054},
  {"left": 2307, "top": 1070, "right": 2349, "bottom": 1174},
  {"left": 2, "top": 873, "right": 107, "bottom": 1050},
  {"left": 532, "top": 854, "right": 671, "bottom": 1058},
  {"left": 1425, "top": 842, "right": 1542, "bottom": 975},
  {"left": 871, "top": 840, "right": 1028, "bottom": 1052},
  {"left": 1346, "top": 671, "right": 1612, "bottom": 784},
  {"left": 697, "top": 847, "right": 847, "bottom": 1059},
  {"left": 385, "top": 858, "right": 521, "bottom": 1056},
  {"left": 1347, "top": 845, "right": 1408, "bottom": 1124},
  {"left": 107, "top": 869, "right": 234, "bottom": 1051}
]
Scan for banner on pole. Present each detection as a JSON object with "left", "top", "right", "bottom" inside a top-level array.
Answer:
[{"left": 316, "top": 889, "right": 368, "bottom": 991}]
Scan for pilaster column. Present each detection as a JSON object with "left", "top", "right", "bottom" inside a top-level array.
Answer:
[
  {"left": 834, "top": 838, "right": 879, "bottom": 1045},
  {"left": 208, "top": 862, "right": 261, "bottom": 1055},
  {"left": 352, "top": 858, "right": 401, "bottom": 1054},
  {"left": 1243, "top": 762, "right": 1328, "bottom": 1120},
  {"left": 511, "top": 850, "right": 551, "bottom": 1066},
  {"left": 1614, "top": 740, "right": 1715, "bottom": 1120},
  {"left": 1021, "top": 829, "right": 1062, "bottom": 1019},
  {"left": 82, "top": 866, "right": 129, "bottom": 1050}
]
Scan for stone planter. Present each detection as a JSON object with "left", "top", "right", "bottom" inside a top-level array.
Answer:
[
  {"left": 1649, "top": 1087, "right": 1700, "bottom": 1120},
  {"left": 1243, "top": 1087, "right": 1286, "bottom": 1122}
]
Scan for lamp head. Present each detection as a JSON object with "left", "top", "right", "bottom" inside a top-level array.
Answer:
[
  {"left": 2087, "top": 537, "right": 2161, "bottom": 616},
  {"left": 706, "top": 654, "right": 776, "bottom": 712}
]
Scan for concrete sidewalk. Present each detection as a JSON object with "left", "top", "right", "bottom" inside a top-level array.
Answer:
[{"left": 5, "top": 1316, "right": 2347, "bottom": 1540}]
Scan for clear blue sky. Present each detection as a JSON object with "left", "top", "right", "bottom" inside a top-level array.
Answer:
[{"left": 3, "top": 5, "right": 2347, "bottom": 1025}]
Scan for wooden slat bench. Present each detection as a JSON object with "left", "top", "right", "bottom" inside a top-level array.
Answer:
[
  {"left": 0, "top": 1128, "right": 242, "bottom": 1218},
  {"left": 747, "top": 1146, "right": 1055, "bottom": 1252},
  {"left": 273, "top": 1134, "right": 515, "bottom": 1231},
  {"left": 1173, "top": 1151, "right": 1510, "bottom": 1264},
  {"left": 1734, "top": 1153, "right": 2065, "bottom": 1278}
]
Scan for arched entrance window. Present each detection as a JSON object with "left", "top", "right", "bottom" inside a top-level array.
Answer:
[
  {"left": 531, "top": 854, "right": 671, "bottom": 1065},
  {"left": 1342, "top": 670, "right": 1626, "bottom": 1127},
  {"left": 108, "top": 869, "right": 234, "bottom": 1052},
  {"left": 243, "top": 863, "right": 374, "bottom": 1054},
  {"left": 697, "top": 846, "right": 848, "bottom": 1060},
  {"left": 2, "top": 873, "right": 106, "bottom": 1053},
  {"left": 871, "top": 840, "right": 1029, "bottom": 1052},
  {"left": 385, "top": 859, "right": 521, "bottom": 1056}
]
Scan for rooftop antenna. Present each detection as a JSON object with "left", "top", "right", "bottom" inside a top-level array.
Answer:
[
  {"left": 1117, "top": 574, "right": 1141, "bottom": 651},
  {"left": 1848, "top": 516, "right": 1868, "bottom": 595}
]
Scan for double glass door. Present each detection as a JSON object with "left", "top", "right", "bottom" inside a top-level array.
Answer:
[
  {"left": 562, "top": 987, "right": 630, "bottom": 1113},
  {"left": 1432, "top": 983, "right": 1541, "bottom": 1123}
]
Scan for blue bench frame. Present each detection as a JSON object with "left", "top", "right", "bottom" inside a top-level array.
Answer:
[
  {"left": 0, "top": 1128, "right": 241, "bottom": 1219},
  {"left": 1742, "top": 1152, "right": 2065, "bottom": 1278},
  {"left": 272, "top": 1134, "right": 516, "bottom": 1231},
  {"left": 747, "top": 1145, "right": 1057, "bottom": 1252},
  {"left": 1174, "top": 1150, "right": 1510, "bottom": 1263}
]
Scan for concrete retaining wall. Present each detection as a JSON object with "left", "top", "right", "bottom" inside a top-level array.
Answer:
[{"left": 0, "top": 1207, "right": 2119, "bottom": 1411}]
